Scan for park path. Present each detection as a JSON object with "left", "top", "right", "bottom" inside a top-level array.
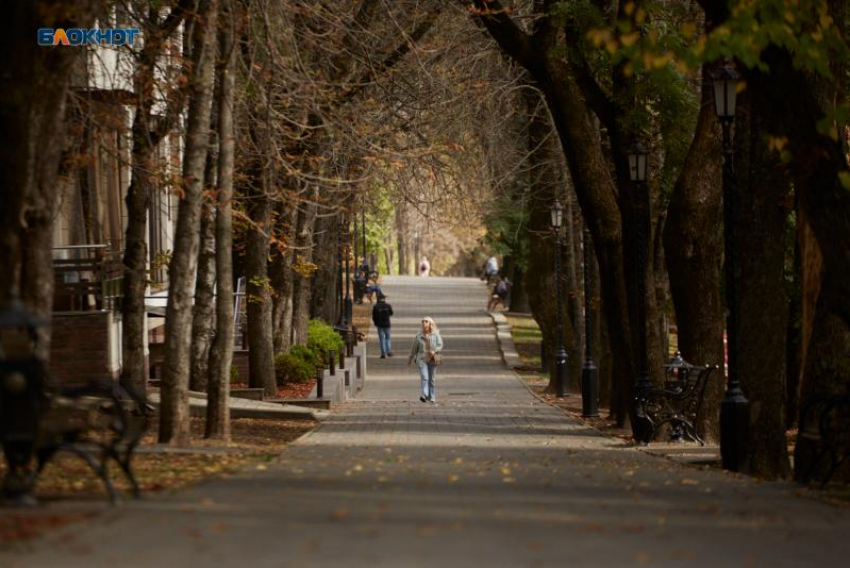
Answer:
[{"left": 9, "top": 276, "right": 850, "bottom": 567}]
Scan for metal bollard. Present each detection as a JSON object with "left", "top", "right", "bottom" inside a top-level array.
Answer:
[
  {"left": 352, "top": 325, "right": 359, "bottom": 347},
  {"left": 316, "top": 367, "right": 324, "bottom": 399},
  {"left": 329, "top": 350, "right": 336, "bottom": 376},
  {"left": 339, "top": 348, "right": 345, "bottom": 370}
]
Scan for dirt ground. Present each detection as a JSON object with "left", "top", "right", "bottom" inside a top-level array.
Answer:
[{"left": 0, "top": 416, "right": 315, "bottom": 545}]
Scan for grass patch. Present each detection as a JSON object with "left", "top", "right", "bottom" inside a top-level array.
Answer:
[{"left": 506, "top": 314, "right": 543, "bottom": 371}]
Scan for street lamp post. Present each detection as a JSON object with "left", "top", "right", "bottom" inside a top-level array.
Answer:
[
  {"left": 550, "top": 201, "right": 569, "bottom": 397},
  {"left": 628, "top": 141, "right": 653, "bottom": 444},
  {"left": 712, "top": 62, "right": 749, "bottom": 472},
  {"left": 581, "top": 225, "right": 599, "bottom": 417},
  {"left": 337, "top": 225, "right": 346, "bottom": 328},
  {"left": 353, "top": 207, "right": 359, "bottom": 276},
  {"left": 361, "top": 204, "right": 367, "bottom": 270},
  {"left": 344, "top": 224, "right": 353, "bottom": 326}
]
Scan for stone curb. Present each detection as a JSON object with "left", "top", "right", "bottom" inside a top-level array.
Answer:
[
  {"left": 147, "top": 390, "right": 328, "bottom": 422},
  {"left": 486, "top": 311, "right": 572, "bottom": 414},
  {"left": 488, "top": 311, "right": 524, "bottom": 370}
]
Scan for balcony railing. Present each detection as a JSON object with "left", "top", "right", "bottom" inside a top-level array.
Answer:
[{"left": 53, "top": 245, "right": 124, "bottom": 313}]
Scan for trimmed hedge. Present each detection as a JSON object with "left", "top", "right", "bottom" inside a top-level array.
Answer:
[{"left": 274, "top": 319, "right": 345, "bottom": 386}]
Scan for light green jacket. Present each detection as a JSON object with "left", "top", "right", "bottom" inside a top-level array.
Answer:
[{"left": 409, "top": 330, "right": 443, "bottom": 366}]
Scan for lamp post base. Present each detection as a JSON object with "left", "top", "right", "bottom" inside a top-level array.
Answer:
[
  {"left": 633, "top": 374, "right": 654, "bottom": 445},
  {"left": 720, "top": 387, "right": 749, "bottom": 471},
  {"left": 555, "top": 346, "right": 569, "bottom": 397},
  {"left": 581, "top": 361, "right": 599, "bottom": 417}
]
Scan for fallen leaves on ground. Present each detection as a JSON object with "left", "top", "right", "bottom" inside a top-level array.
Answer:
[{"left": 0, "top": 416, "right": 314, "bottom": 544}]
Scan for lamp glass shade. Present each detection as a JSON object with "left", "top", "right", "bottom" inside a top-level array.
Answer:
[
  {"left": 627, "top": 142, "right": 648, "bottom": 182},
  {"left": 711, "top": 64, "right": 739, "bottom": 119},
  {"left": 550, "top": 201, "right": 563, "bottom": 229}
]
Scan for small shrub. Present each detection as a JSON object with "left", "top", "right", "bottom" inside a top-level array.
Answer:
[
  {"left": 289, "top": 344, "right": 322, "bottom": 369},
  {"left": 307, "top": 318, "right": 344, "bottom": 360},
  {"left": 274, "top": 352, "right": 313, "bottom": 385},
  {"left": 230, "top": 366, "right": 239, "bottom": 383}
]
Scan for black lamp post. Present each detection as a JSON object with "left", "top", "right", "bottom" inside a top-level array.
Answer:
[
  {"left": 712, "top": 61, "right": 749, "bottom": 472},
  {"left": 550, "top": 201, "right": 569, "bottom": 397},
  {"left": 344, "top": 224, "right": 353, "bottom": 326},
  {"left": 361, "top": 204, "right": 368, "bottom": 271},
  {"left": 353, "top": 207, "right": 359, "bottom": 276},
  {"left": 581, "top": 225, "right": 599, "bottom": 417},
  {"left": 628, "top": 141, "right": 653, "bottom": 444},
  {"left": 337, "top": 223, "right": 346, "bottom": 328},
  {"left": 0, "top": 299, "right": 48, "bottom": 505}
]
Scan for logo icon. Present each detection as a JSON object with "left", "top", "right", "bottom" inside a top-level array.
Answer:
[{"left": 37, "top": 28, "right": 140, "bottom": 47}]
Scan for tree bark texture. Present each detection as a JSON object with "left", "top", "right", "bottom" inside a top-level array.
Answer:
[
  {"left": 662, "top": 76, "right": 725, "bottom": 440},
  {"left": 189, "top": 154, "right": 218, "bottom": 392},
  {"left": 160, "top": 0, "right": 219, "bottom": 444},
  {"left": 0, "top": 1, "right": 99, "bottom": 350},
  {"left": 290, "top": 189, "right": 320, "bottom": 346},
  {"left": 309, "top": 212, "right": 342, "bottom": 324},
  {"left": 522, "top": 89, "right": 581, "bottom": 393},
  {"left": 733, "top": 78, "right": 792, "bottom": 478},
  {"left": 121, "top": 0, "right": 193, "bottom": 399},
  {"left": 396, "top": 204, "right": 408, "bottom": 275},
  {"left": 206, "top": 0, "right": 236, "bottom": 440}
]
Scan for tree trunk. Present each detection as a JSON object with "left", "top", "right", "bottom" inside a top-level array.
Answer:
[
  {"left": 244, "top": 192, "right": 276, "bottom": 396},
  {"left": 396, "top": 204, "right": 408, "bottom": 275},
  {"left": 160, "top": 0, "right": 218, "bottom": 445},
  {"left": 521, "top": 89, "right": 581, "bottom": 394},
  {"left": 206, "top": 0, "right": 236, "bottom": 440},
  {"left": 189, "top": 152, "right": 218, "bottom": 392},
  {"left": 733, "top": 76, "right": 792, "bottom": 478},
  {"left": 271, "top": 201, "right": 297, "bottom": 353},
  {"left": 0, "top": 0, "right": 99, "bottom": 346},
  {"left": 291, "top": 188, "right": 319, "bottom": 345},
  {"left": 663, "top": 75, "right": 725, "bottom": 439},
  {"left": 121, "top": 2, "right": 191, "bottom": 399},
  {"left": 309, "top": 211, "right": 341, "bottom": 324}
]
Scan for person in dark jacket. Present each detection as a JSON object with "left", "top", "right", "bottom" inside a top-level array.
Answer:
[{"left": 372, "top": 293, "right": 394, "bottom": 358}]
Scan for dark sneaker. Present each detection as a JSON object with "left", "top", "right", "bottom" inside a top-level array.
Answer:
[
  {"left": 419, "top": 396, "right": 427, "bottom": 403},
  {"left": 380, "top": 354, "right": 386, "bottom": 359},
  {"left": 387, "top": 352, "right": 394, "bottom": 357}
]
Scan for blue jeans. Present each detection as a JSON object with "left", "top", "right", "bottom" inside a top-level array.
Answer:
[
  {"left": 418, "top": 362, "right": 437, "bottom": 401},
  {"left": 377, "top": 326, "right": 391, "bottom": 355}
]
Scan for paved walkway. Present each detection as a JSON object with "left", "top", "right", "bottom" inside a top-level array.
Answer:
[{"left": 8, "top": 276, "right": 850, "bottom": 567}]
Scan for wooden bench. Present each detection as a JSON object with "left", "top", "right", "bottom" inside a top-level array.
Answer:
[
  {"left": 35, "top": 380, "right": 150, "bottom": 503},
  {"left": 635, "top": 359, "right": 717, "bottom": 445},
  {"left": 798, "top": 393, "right": 850, "bottom": 485}
]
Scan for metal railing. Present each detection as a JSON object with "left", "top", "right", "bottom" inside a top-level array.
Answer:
[{"left": 52, "top": 245, "right": 123, "bottom": 312}]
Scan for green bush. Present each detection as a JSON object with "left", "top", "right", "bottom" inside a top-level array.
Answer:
[
  {"left": 273, "top": 319, "right": 344, "bottom": 386},
  {"left": 307, "top": 318, "right": 344, "bottom": 360},
  {"left": 230, "top": 365, "right": 239, "bottom": 384},
  {"left": 274, "top": 352, "right": 314, "bottom": 385},
  {"left": 289, "top": 344, "right": 322, "bottom": 369}
]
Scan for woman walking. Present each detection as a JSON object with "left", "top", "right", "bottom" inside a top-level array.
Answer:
[{"left": 408, "top": 316, "right": 443, "bottom": 403}]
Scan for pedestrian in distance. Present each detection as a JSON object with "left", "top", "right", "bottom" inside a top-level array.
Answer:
[
  {"left": 487, "top": 276, "right": 511, "bottom": 312},
  {"left": 418, "top": 256, "right": 431, "bottom": 277},
  {"left": 483, "top": 255, "right": 499, "bottom": 283},
  {"left": 408, "top": 316, "right": 443, "bottom": 403},
  {"left": 371, "top": 293, "right": 394, "bottom": 358}
]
